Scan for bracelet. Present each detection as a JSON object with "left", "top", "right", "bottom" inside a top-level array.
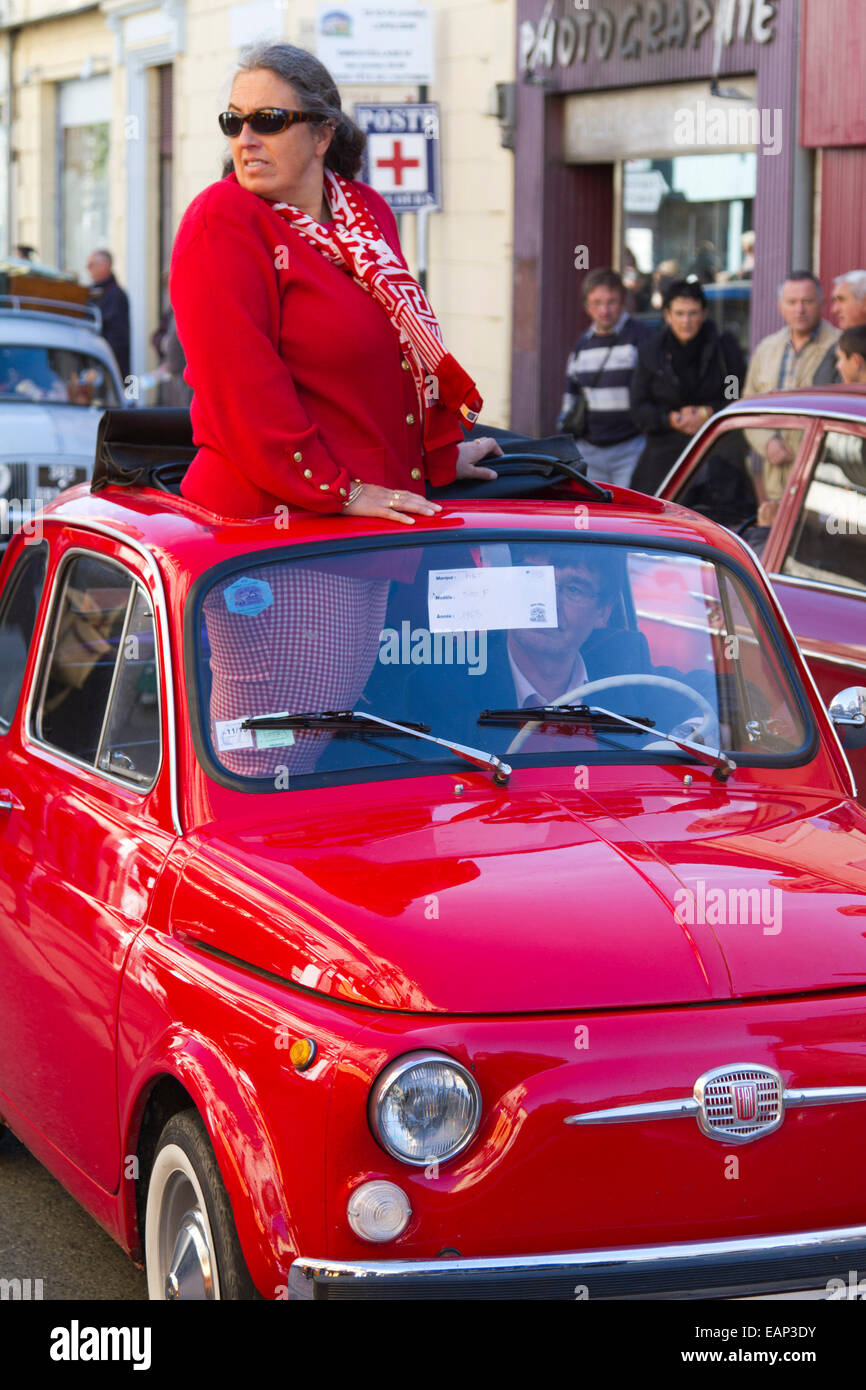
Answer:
[{"left": 343, "top": 479, "right": 363, "bottom": 509}]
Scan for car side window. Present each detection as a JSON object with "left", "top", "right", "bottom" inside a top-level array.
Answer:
[
  {"left": 97, "top": 585, "right": 161, "bottom": 784},
  {"left": 669, "top": 426, "right": 760, "bottom": 531},
  {"left": 33, "top": 554, "right": 161, "bottom": 786},
  {"left": 671, "top": 426, "right": 807, "bottom": 543},
  {"left": 781, "top": 430, "right": 866, "bottom": 593},
  {"left": 0, "top": 541, "right": 48, "bottom": 733}
]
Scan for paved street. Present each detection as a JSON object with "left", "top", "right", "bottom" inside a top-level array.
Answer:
[{"left": 0, "top": 1130, "right": 146, "bottom": 1301}]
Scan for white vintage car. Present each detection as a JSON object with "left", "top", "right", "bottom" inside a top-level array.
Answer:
[{"left": 0, "top": 292, "right": 126, "bottom": 539}]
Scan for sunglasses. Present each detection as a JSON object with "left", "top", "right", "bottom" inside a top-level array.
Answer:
[{"left": 218, "top": 108, "right": 314, "bottom": 137}]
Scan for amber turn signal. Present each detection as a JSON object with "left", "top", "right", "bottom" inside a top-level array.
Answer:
[{"left": 290, "top": 1038, "right": 317, "bottom": 1071}]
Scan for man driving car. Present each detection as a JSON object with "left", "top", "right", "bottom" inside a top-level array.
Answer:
[{"left": 423, "top": 545, "right": 713, "bottom": 741}]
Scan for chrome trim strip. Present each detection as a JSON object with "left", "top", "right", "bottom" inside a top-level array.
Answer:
[
  {"left": 287, "top": 1220, "right": 866, "bottom": 1296},
  {"left": 769, "top": 571, "right": 866, "bottom": 603},
  {"left": 564, "top": 1083, "right": 866, "bottom": 1128},
  {"left": 784, "top": 1086, "right": 866, "bottom": 1107},
  {"left": 714, "top": 404, "right": 866, "bottom": 427},
  {"left": 27, "top": 517, "right": 183, "bottom": 837},
  {"left": 799, "top": 647, "right": 866, "bottom": 674},
  {"left": 565, "top": 1098, "right": 699, "bottom": 1125}
]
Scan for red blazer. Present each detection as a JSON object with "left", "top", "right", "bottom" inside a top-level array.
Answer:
[{"left": 170, "top": 172, "right": 463, "bottom": 516}]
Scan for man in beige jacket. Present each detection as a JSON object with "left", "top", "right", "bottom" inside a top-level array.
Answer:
[{"left": 742, "top": 272, "right": 839, "bottom": 519}]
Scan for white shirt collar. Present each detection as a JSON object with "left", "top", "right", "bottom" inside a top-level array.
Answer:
[{"left": 506, "top": 643, "right": 588, "bottom": 706}]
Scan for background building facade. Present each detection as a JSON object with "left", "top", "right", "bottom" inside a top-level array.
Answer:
[
  {"left": 513, "top": 0, "right": 814, "bottom": 434},
  {"left": 0, "top": 0, "right": 515, "bottom": 424},
  {"left": 2, "top": 0, "right": 864, "bottom": 434}
]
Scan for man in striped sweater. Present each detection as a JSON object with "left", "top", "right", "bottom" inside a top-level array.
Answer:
[{"left": 556, "top": 267, "right": 655, "bottom": 488}]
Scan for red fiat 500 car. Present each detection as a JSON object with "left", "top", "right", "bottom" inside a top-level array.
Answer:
[
  {"left": 656, "top": 384, "right": 866, "bottom": 796},
  {"left": 1, "top": 413, "right": 866, "bottom": 1301}
]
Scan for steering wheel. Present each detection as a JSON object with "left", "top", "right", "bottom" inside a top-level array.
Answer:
[
  {"left": 734, "top": 514, "right": 758, "bottom": 536},
  {"left": 506, "top": 672, "right": 720, "bottom": 755}
]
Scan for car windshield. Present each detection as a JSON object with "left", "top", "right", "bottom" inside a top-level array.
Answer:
[
  {"left": 191, "top": 536, "right": 812, "bottom": 786},
  {"left": 0, "top": 345, "right": 120, "bottom": 406}
]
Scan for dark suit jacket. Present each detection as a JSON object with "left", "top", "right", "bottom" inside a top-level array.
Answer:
[
  {"left": 401, "top": 625, "right": 709, "bottom": 743},
  {"left": 813, "top": 342, "right": 841, "bottom": 385},
  {"left": 88, "top": 274, "right": 130, "bottom": 380},
  {"left": 318, "top": 623, "right": 720, "bottom": 773}
]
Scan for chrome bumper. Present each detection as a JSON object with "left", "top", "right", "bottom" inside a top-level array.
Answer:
[{"left": 288, "top": 1222, "right": 866, "bottom": 1300}]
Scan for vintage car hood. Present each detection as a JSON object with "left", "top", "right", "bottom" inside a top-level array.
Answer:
[
  {"left": 173, "top": 784, "right": 866, "bottom": 1014},
  {"left": 0, "top": 402, "right": 99, "bottom": 459}
]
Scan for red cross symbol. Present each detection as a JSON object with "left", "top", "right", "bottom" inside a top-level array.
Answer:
[{"left": 376, "top": 140, "right": 421, "bottom": 186}]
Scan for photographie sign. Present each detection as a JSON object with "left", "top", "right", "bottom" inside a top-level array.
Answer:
[
  {"left": 316, "top": 5, "right": 434, "bottom": 85},
  {"left": 355, "top": 102, "right": 441, "bottom": 211}
]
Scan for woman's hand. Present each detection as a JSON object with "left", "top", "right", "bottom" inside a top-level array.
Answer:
[
  {"left": 455, "top": 436, "right": 503, "bottom": 480},
  {"left": 341, "top": 484, "right": 442, "bottom": 524},
  {"left": 671, "top": 406, "right": 708, "bottom": 435},
  {"left": 341, "top": 437, "right": 502, "bottom": 522}
]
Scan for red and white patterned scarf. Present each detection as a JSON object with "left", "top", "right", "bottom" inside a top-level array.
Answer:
[{"left": 269, "top": 169, "right": 482, "bottom": 435}]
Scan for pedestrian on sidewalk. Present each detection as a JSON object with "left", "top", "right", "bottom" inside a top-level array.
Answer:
[
  {"left": 86, "top": 249, "right": 130, "bottom": 381},
  {"left": 814, "top": 271, "right": 866, "bottom": 384},
  {"left": 556, "top": 268, "right": 654, "bottom": 488},
  {"left": 741, "top": 271, "right": 837, "bottom": 519},
  {"left": 629, "top": 279, "right": 745, "bottom": 495}
]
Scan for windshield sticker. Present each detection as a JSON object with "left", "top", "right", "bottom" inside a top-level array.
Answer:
[
  {"left": 214, "top": 718, "right": 255, "bottom": 751},
  {"left": 223, "top": 577, "right": 274, "bottom": 616},
  {"left": 254, "top": 728, "right": 296, "bottom": 749},
  {"left": 428, "top": 566, "right": 558, "bottom": 632}
]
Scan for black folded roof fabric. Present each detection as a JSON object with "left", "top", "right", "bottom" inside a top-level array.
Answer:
[
  {"left": 90, "top": 410, "right": 589, "bottom": 502},
  {"left": 91, "top": 407, "right": 195, "bottom": 493}
]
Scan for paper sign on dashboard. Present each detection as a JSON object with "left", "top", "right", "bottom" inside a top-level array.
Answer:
[{"left": 428, "top": 566, "right": 558, "bottom": 632}]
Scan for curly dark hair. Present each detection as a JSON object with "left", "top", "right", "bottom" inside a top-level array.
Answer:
[
  {"left": 231, "top": 42, "right": 366, "bottom": 179},
  {"left": 661, "top": 278, "right": 706, "bottom": 310}
]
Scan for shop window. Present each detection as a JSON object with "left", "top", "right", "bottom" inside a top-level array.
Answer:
[
  {"left": 622, "top": 153, "right": 756, "bottom": 352},
  {"left": 58, "top": 76, "right": 111, "bottom": 277}
]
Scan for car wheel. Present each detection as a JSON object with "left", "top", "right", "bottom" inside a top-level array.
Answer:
[{"left": 144, "top": 1110, "right": 259, "bottom": 1300}]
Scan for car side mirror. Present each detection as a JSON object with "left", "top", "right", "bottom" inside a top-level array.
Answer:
[{"left": 829, "top": 686, "right": 866, "bottom": 750}]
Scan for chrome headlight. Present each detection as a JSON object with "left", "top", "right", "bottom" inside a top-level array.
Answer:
[{"left": 369, "top": 1051, "right": 482, "bottom": 1166}]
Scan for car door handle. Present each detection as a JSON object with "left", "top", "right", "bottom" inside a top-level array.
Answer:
[{"left": 0, "top": 789, "right": 20, "bottom": 812}]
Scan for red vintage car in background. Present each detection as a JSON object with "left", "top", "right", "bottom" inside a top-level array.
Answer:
[
  {"left": 1, "top": 411, "right": 866, "bottom": 1301},
  {"left": 656, "top": 384, "right": 866, "bottom": 796}
]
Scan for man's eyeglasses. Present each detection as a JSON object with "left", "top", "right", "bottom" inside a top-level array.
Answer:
[
  {"left": 557, "top": 579, "right": 603, "bottom": 605},
  {"left": 218, "top": 108, "right": 315, "bottom": 137}
]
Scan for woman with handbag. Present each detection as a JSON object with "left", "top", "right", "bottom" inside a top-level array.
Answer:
[
  {"left": 555, "top": 268, "right": 654, "bottom": 488},
  {"left": 170, "top": 41, "right": 500, "bottom": 524}
]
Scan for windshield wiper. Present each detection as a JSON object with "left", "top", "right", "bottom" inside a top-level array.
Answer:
[
  {"left": 480, "top": 704, "right": 655, "bottom": 730},
  {"left": 478, "top": 703, "right": 736, "bottom": 781},
  {"left": 241, "top": 709, "right": 512, "bottom": 786},
  {"left": 243, "top": 709, "right": 431, "bottom": 733}
]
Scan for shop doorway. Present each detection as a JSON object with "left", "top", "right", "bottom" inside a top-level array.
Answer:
[{"left": 621, "top": 151, "right": 756, "bottom": 352}]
